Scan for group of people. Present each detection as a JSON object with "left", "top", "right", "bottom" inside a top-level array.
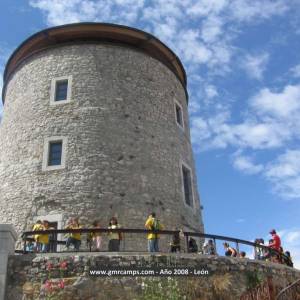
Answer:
[
  {"left": 29, "top": 216, "right": 294, "bottom": 268},
  {"left": 220, "top": 229, "right": 293, "bottom": 267},
  {"left": 253, "top": 229, "right": 293, "bottom": 267},
  {"left": 30, "top": 216, "right": 123, "bottom": 253}
]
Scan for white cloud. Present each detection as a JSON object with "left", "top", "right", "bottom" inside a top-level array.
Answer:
[
  {"left": 250, "top": 85, "right": 300, "bottom": 118},
  {"left": 205, "top": 84, "right": 218, "bottom": 99},
  {"left": 290, "top": 64, "right": 300, "bottom": 78},
  {"left": 232, "top": 154, "right": 264, "bottom": 174},
  {"left": 192, "top": 116, "right": 291, "bottom": 152},
  {"left": 266, "top": 150, "right": 300, "bottom": 179},
  {"left": 230, "top": 0, "right": 289, "bottom": 22},
  {"left": 242, "top": 53, "right": 269, "bottom": 80},
  {"left": 200, "top": 15, "right": 224, "bottom": 43},
  {"left": 265, "top": 150, "right": 300, "bottom": 199}
]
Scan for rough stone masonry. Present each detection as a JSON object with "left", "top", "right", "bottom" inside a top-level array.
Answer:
[{"left": 0, "top": 23, "right": 204, "bottom": 250}]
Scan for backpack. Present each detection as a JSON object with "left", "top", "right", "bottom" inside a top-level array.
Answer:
[{"left": 152, "top": 219, "right": 161, "bottom": 231}]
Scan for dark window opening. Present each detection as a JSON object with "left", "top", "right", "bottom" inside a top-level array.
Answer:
[
  {"left": 182, "top": 165, "right": 193, "bottom": 207},
  {"left": 48, "top": 141, "right": 62, "bottom": 166},
  {"left": 55, "top": 80, "right": 68, "bottom": 101},
  {"left": 175, "top": 104, "right": 183, "bottom": 127}
]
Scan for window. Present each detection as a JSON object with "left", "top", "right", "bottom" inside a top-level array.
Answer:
[
  {"left": 174, "top": 100, "right": 184, "bottom": 129},
  {"left": 42, "top": 137, "right": 67, "bottom": 171},
  {"left": 48, "top": 141, "right": 62, "bottom": 166},
  {"left": 182, "top": 164, "right": 193, "bottom": 207},
  {"left": 55, "top": 80, "right": 68, "bottom": 101},
  {"left": 50, "top": 76, "right": 72, "bottom": 104}
]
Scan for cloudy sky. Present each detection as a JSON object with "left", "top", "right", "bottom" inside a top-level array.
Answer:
[{"left": 1, "top": 0, "right": 300, "bottom": 267}]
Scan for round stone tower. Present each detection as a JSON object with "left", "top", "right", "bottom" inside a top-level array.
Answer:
[{"left": 0, "top": 23, "right": 203, "bottom": 247}]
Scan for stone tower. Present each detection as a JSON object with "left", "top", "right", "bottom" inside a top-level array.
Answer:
[{"left": 0, "top": 23, "right": 203, "bottom": 248}]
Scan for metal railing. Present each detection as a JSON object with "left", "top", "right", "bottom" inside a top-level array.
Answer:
[{"left": 18, "top": 228, "right": 291, "bottom": 265}]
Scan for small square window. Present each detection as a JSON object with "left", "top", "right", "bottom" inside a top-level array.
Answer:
[
  {"left": 42, "top": 137, "right": 67, "bottom": 171},
  {"left": 50, "top": 76, "right": 72, "bottom": 105},
  {"left": 55, "top": 80, "right": 68, "bottom": 101},
  {"left": 182, "top": 165, "right": 193, "bottom": 207},
  {"left": 48, "top": 141, "right": 62, "bottom": 166}
]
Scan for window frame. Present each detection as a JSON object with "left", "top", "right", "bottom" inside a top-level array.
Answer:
[
  {"left": 174, "top": 99, "right": 184, "bottom": 130},
  {"left": 50, "top": 75, "right": 72, "bottom": 105},
  {"left": 48, "top": 141, "right": 63, "bottom": 166},
  {"left": 42, "top": 136, "right": 67, "bottom": 171},
  {"left": 180, "top": 161, "right": 195, "bottom": 209}
]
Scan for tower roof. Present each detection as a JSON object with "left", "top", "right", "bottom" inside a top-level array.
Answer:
[{"left": 2, "top": 22, "right": 188, "bottom": 103}]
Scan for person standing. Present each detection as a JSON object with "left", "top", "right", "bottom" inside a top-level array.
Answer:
[
  {"left": 203, "top": 239, "right": 216, "bottom": 255},
  {"left": 268, "top": 229, "right": 281, "bottom": 262},
  {"left": 268, "top": 229, "right": 281, "bottom": 251},
  {"left": 108, "top": 217, "right": 122, "bottom": 251},
  {"left": 170, "top": 229, "right": 181, "bottom": 253},
  {"left": 65, "top": 218, "right": 82, "bottom": 251},
  {"left": 32, "top": 220, "right": 43, "bottom": 252},
  {"left": 39, "top": 220, "right": 50, "bottom": 253},
  {"left": 145, "top": 213, "right": 163, "bottom": 253},
  {"left": 91, "top": 220, "right": 102, "bottom": 251}
]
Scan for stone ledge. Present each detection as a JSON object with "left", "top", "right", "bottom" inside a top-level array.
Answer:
[{"left": 6, "top": 253, "right": 300, "bottom": 300}]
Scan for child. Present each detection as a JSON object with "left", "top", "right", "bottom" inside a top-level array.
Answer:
[
  {"left": 108, "top": 217, "right": 122, "bottom": 251},
  {"left": 65, "top": 218, "right": 82, "bottom": 251},
  {"left": 91, "top": 220, "right": 102, "bottom": 251},
  {"left": 32, "top": 220, "right": 43, "bottom": 252},
  {"left": 39, "top": 220, "right": 50, "bottom": 253}
]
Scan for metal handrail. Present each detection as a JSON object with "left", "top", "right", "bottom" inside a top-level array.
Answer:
[
  {"left": 19, "top": 228, "right": 291, "bottom": 263},
  {"left": 183, "top": 231, "right": 278, "bottom": 253}
]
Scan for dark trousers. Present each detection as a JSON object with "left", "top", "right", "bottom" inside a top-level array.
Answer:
[
  {"left": 66, "top": 237, "right": 81, "bottom": 250},
  {"left": 108, "top": 239, "right": 120, "bottom": 251},
  {"left": 170, "top": 245, "right": 181, "bottom": 253}
]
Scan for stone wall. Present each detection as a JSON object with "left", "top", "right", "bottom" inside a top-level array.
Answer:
[
  {"left": 6, "top": 253, "right": 300, "bottom": 300},
  {"left": 0, "top": 43, "right": 203, "bottom": 245}
]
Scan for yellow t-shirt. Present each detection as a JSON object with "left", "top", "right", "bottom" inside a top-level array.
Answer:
[
  {"left": 66, "top": 224, "right": 82, "bottom": 240},
  {"left": 33, "top": 223, "right": 43, "bottom": 242},
  {"left": 39, "top": 226, "right": 49, "bottom": 245},
  {"left": 145, "top": 217, "right": 163, "bottom": 240}
]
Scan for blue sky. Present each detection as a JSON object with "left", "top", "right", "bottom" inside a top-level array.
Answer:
[{"left": 1, "top": 0, "right": 300, "bottom": 266}]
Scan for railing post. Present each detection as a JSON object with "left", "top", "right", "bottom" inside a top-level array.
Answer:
[
  {"left": 185, "top": 234, "right": 189, "bottom": 253},
  {"left": 213, "top": 238, "right": 217, "bottom": 255},
  {"left": 236, "top": 242, "right": 240, "bottom": 255}
]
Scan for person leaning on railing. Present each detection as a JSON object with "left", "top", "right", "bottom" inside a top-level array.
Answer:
[
  {"left": 108, "top": 217, "right": 122, "bottom": 252},
  {"left": 39, "top": 220, "right": 50, "bottom": 253},
  {"left": 65, "top": 217, "right": 82, "bottom": 251},
  {"left": 223, "top": 242, "right": 237, "bottom": 257},
  {"left": 254, "top": 238, "right": 266, "bottom": 260},
  {"left": 32, "top": 220, "right": 43, "bottom": 252},
  {"left": 169, "top": 228, "right": 181, "bottom": 253},
  {"left": 88, "top": 220, "right": 102, "bottom": 251},
  {"left": 203, "top": 239, "right": 216, "bottom": 255}
]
